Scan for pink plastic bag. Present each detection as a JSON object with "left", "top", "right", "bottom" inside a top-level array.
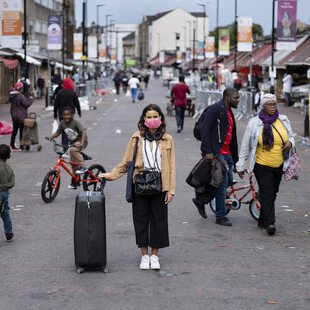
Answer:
[{"left": 0, "top": 121, "right": 13, "bottom": 135}]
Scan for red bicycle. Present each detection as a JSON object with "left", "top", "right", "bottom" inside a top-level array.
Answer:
[
  {"left": 41, "top": 138, "right": 106, "bottom": 203},
  {"left": 209, "top": 174, "right": 261, "bottom": 221}
]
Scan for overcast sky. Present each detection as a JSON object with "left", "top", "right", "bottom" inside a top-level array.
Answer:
[{"left": 75, "top": 0, "right": 310, "bottom": 35}]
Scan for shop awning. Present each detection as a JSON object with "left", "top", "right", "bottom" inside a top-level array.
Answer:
[
  {"left": 16, "top": 52, "right": 42, "bottom": 66},
  {"left": 55, "top": 62, "right": 73, "bottom": 71},
  {"left": 282, "top": 35, "right": 310, "bottom": 66},
  {"left": 0, "top": 58, "right": 19, "bottom": 69}
]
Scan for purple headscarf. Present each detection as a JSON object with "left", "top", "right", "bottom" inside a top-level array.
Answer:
[{"left": 258, "top": 93, "right": 279, "bottom": 150}]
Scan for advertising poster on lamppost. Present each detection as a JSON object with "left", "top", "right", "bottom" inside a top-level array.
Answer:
[
  {"left": 47, "top": 15, "right": 62, "bottom": 50},
  {"left": 218, "top": 28, "right": 230, "bottom": 56},
  {"left": 185, "top": 48, "right": 192, "bottom": 62},
  {"left": 73, "top": 33, "right": 83, "bottom": 60},
  {"left": 99, "top": 34, "right": 107, "bottom": 62},
  {"left": 276, "top": 0, "right": 297, "bottom": 50},
  {"left": 88, "top": 36, "right": 97, "bottom": 59},
  {"left": 237, "top": 16, "right": 253, "bottom": 52},
  {"left": 196, "top": 41, "right": 204, "bottom": 60},
  {"left": 176, "top": 50, "right": 182, "bottom": 63},
  {"left": 1, "top": 0, "right": 22, "bottom": 48},
  {"left": 205, "top": 36, "right": 215, "bottom": 58},
  {"left": 159, "top": 51, "right": 165, "bottom": 64}
]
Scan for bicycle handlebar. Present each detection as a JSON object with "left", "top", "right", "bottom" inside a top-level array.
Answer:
[{"left": 45, "top": 137, "right": 68, "bottom": 149}]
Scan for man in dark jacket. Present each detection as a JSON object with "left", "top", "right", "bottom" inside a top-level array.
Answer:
[
  {"left": 53, "top": 78, "right": 81, "bottom": 149},
  {"left": 193, "top": 87, "right": 239, "bottom": 226},
  {"left": 9, "top": 82, "right": 34, "bottom": 150}
]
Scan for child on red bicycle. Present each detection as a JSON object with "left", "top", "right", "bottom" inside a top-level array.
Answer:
[{"left": 49, "top": 106, "right": 88, "bottom": 188}]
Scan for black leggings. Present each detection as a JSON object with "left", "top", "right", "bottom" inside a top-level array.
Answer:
[
  {"left": 10, "top": 121, "right": 24, "bottom": 147},
  {"left": 132, "top": 192, "right": 169, "bottom": 249}
]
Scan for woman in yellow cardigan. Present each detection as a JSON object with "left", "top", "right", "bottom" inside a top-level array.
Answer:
[{"left": 100, "top": 104, "right": 175, "bottom": 270}]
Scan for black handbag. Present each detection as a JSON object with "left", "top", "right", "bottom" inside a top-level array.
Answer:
[
  {"left": 134, "top": 140, "right": 162, "bottom": 196},
  {"left": 186, "top": 157, "right": 212, "bottom": 188},
  {"left": 125, "top": 137, "right": 139, "bottom": 203}
]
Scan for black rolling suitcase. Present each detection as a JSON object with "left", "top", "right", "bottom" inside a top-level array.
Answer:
[{"left": 74, "top": 191, "right": 108, "bottom": 274}]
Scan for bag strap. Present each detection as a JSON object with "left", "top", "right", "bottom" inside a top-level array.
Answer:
[
  {"left": 271, "top": 124, "right": 285, "bottom": 145},
  {"left": 132, "top": 137, "right": 139, "bottom": 163}
]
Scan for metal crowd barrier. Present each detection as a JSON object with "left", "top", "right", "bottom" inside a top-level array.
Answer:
[
  {"left": 75, "top": 79, "right": 115, "bottom": 98},
  {"left": 194, "top": 89, "right": 254, "bottom": 119}
]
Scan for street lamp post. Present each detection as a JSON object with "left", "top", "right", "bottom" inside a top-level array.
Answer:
[
  {"left": 186, "top": 20, "right": 192, "bottom": 61},
  {"left": 22, "top": 0, "right": 29, "bottom": 96},
  {"left": 197, "top": 3, "right": 206, "bottom": 62},
  {"left": 216, "top": 0, "right": 219, "bottom": 88},
  {"left": 271, "top": 0, "right": 276, "bottom": 86},
  {"left": 234, "top": 0, "right": 238, "bottom": 71},
  {"left": 192, "top": 20, "right": 196, "bottom": 70},
  {"left": 109, "top": 20, "right": 115, "bottom": 63},
  {"left": 105, "top": 14, "right": 112, "bottom": 63},
  {"left": 156, "top": 32, "right": 160, "bottom": 52},
  {"left": 96, "top": 4, "right": 105, "bottom": 64},
  {"left": 182, "top": 26, "right": 187, "bottom": 51}
]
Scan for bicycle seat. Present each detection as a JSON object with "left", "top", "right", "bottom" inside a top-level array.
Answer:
[
  {"left": 232, "top": 180, "right": 238, "bottom": 185},
  {"left": 81, "top": 152, "right": 92, "bottom": 161}
]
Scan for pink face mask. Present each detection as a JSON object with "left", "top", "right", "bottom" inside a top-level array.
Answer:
[{"left": 144, "top": 118, "right": 162, "bottom": 129}]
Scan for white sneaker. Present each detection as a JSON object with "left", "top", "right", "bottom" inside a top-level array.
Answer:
[
  {"left": 139, "top": 255, "right": 150, "bottom": 270},
  {"left": 150, "top": 255, "right": 160, "bottom": 270}
]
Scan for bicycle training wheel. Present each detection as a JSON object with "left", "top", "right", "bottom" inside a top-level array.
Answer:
[
  {"left": 249, "top": 199, "right": 260, "bottom": 221},
  {"left": 82, "top": 164, "right": 106, "bottom": 191},
  {"left": 209, "top": 198, "right": 231, "bottom": 215},
  {"left": 41, "top": 170, "right": 60, "bottom": 203}
]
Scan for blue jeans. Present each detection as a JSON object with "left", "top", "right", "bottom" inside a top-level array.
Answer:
[
  {"left": 284, "top": 92, "right": 293, "bottom": 106},
  {"left": 175, "top": 106, "right": 185, "bottom": 130},
  {"left": 215, "top": 154, "right": 234, "bottom": 218},
  {"left": 1, "top": 191, "right": 13, "bottom": 233},
  {"left": 131, "top": 88, "right": 138, "bottom": 102}
]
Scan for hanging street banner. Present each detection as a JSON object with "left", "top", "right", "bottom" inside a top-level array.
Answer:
[
  {"left": 185, "top": 48, "right": 192, "bottom": 62},
  {"left": 159, "top": 51, "right": 165, "bottom": 64},
  {"left": 99, "top": 34, "right": 107, "bottom": 62},
  {"left": 47, "top": 15, "right": 62, "bottom": 50},
  {"left": 176, "top": 50, "right": 182, "bottom": 63},
  {"left": 110, "top": 48, "right": 116, "bottom": 64},
  {"left": 277, "top": 0, "right": 297, "bottom": 50},
  {"left": 237, "top": 17, "right": 253, "bottom": 52},
  {"left": 1, "top": 0, "right": 22, "bottom": 48},
  {"left": 196, "top": 41, "right": 204, "bottom": 60},
  {"left": 205, "top": 36, "right": 215, "bottom": 58},
  {"left": 88, "top": 36, "right": 97, "bottom": 59},
  {"left": 73, "top": 33, "right": 83, "bottom": 60},
  {"left": 218, "top": 28, "right": 230, "bottom": 56}
]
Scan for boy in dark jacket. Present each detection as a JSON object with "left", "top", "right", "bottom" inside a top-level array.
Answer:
[
  {"left": 0, "top": 144, "right": 15, "bottom": 242},
  {"left": 9, "top": 82, "right": 33, "bottom": 150}
]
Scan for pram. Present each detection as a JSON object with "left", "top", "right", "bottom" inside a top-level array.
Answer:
[{"left": 20, "top": 112, "right": 42, "bottom": 151}]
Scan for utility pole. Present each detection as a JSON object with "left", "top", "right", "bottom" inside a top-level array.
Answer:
[
  {"left": 197, "top": 3, "right": 206, "bottom": 62},
  {"left": 234, "top": 0, "right": 238, "bottom": 71},
  {"left": 96, "top": 4, "right": 105, "bottom": 72},
  {"left": 105, "top": 14, "right": 112, "bottom": 63},
  {"left": 82, "top": 0, "right": 88, "bottom": 82},
  {"left": 192, "top": 20, "right": 196, "bottom": 70},
  {"left": 216, "top": 0, "right": 219, "bottom": 89},
  {"left": 22, "top": 0, "right": 29, "bottom": 96},
  {"left": 271, "top": 0, "right": 276, "bottom": 86}
]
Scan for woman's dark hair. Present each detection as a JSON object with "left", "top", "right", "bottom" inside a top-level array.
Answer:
[
  {"left": 0, "top": 144, "right": 11, "bottom": 160},
  {"left": 138, "top": 104, "right": 166, "bottom": 135}
]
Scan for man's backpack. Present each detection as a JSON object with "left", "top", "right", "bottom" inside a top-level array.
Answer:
[{"left": 193, "top": 106, "right": 210, "bottom": 141}]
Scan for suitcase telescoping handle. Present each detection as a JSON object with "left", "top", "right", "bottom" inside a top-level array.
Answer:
[{"left": 98, "top": 178, "right": 106, "bottom": 193}]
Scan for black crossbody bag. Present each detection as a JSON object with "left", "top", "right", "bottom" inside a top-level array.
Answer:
[
  {"left": 134, "top": 140, "right": 162, "bottom": 196},
  {"left": 271, "top": 124, "right": 289, "bottom": 160}
]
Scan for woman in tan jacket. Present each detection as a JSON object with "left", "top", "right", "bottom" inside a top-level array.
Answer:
[{"left": 99, "top": 104, "right": 175, "bottom": 270}]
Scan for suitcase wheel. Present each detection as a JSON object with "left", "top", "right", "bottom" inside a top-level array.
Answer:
[
  {"left": 103, "top": 267, "right": 109, "bottom": 273},
  {"left": 37, "top": 145, "right": 42, "bottom": 152},
  {"left": 76, "top": 267, "right": 84, "bottom": 274}
]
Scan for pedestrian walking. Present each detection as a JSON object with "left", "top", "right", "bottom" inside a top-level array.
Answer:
[
  {"left": 282, "top": 70, "right": 293, "bottom": 106},
  {"left": 0, "top": 144, "right": 15, "bottom": 242},
  {"left": 113, "top": 72, "right": 122, "bottom": 95},
  {"left": 236, "top": 93, "right": 295, "bottom": 235},
  {"left": 192, "top": 88, "right": 239, "bottom": 226},
  {"left": 143, "top": 74, "right": 150, "bottom": 90},
  {"left": 53, "top": 78, "right": 81, "bottom": 150},
  {"left": 128, "top": 74, "right": 141, "bottom": 103},
  {"left": 9, "top": 82, "right": 34, "bottom": 150},
  {"left": 99, "top": 104, "right": 175, "bottom": 270},
  {"left": 36, "top": 75, "right": 45, "bottom": 99},
  {"left": 120, "top": 71, "right": 129, "bottom": 94},
  {"left": 170, "top": 76, "right": 190, "bottom": 133}
]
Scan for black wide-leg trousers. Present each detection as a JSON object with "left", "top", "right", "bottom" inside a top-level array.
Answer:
[{"left": 132, "top": 192, "right": 169, "bottom": 249}]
